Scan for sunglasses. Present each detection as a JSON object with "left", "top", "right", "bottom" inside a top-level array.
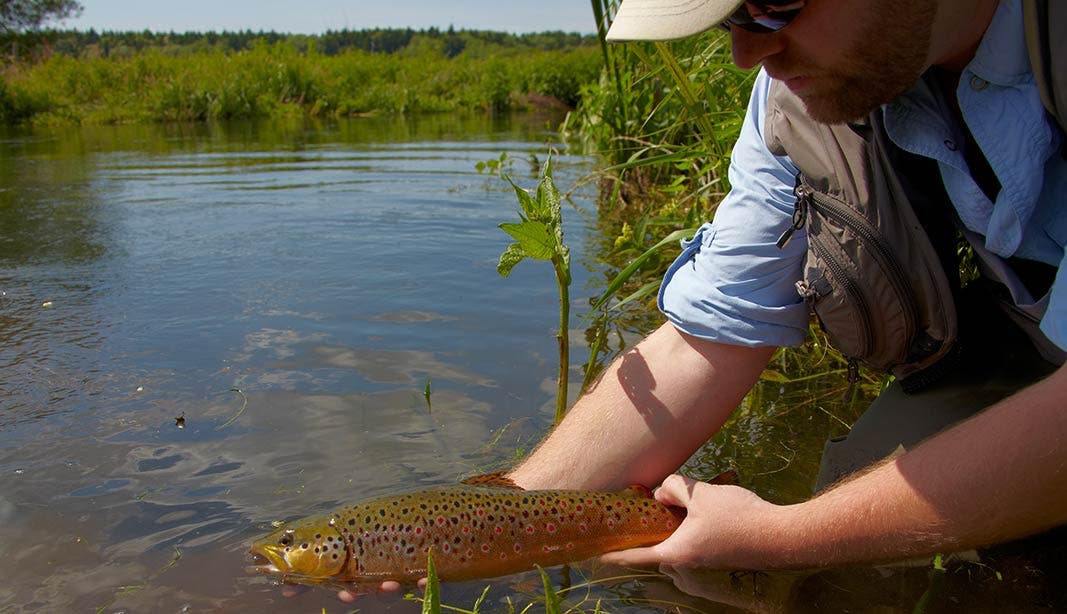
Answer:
[{"left": 721, "top": 1, "right": 807, "bottom": 33}]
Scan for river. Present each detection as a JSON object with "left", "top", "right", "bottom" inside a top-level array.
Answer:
[{"left": 0, "top": 114, "right": 1060, "bottom": 613}]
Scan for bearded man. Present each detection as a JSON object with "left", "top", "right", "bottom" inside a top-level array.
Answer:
[{"left": 503, "top": 0, "right": 1067, "bottom": 571}]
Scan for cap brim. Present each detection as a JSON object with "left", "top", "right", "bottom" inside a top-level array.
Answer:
[{"left": 605, "top": 0, "right": 744, "bottom": 41}]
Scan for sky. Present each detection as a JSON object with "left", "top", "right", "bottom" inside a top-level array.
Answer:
[{"left": 63, "top": 1, "right": 597, "bottom": 35}]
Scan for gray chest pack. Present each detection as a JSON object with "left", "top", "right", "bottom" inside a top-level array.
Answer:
[{"left": 762, "top": 0, "right": 1066, "bottom": 392}]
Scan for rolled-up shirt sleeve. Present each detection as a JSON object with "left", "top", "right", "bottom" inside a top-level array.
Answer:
[{"left": 658, "top": 69, "right": 810, "bottom": 348}]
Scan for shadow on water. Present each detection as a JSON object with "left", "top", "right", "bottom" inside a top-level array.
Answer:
[{"left": 0, "top": 113, "right": 1062, "bottom": 613}]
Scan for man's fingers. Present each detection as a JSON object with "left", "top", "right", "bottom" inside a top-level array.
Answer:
[
  {"left": 654, "top": 473, "right": 697, "bottom": 508},
  {"left": 599, "top": 545, "right": 664, "bottom": 567},
  {"left": 337, "top": 580, "right": 402, "bottom": 603}
]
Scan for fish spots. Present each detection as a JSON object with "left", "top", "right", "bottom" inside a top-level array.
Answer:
[{"left": 546, "top": 523, "right": 557, "bottom": 534}]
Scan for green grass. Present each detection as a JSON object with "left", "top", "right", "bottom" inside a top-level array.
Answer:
[{"left": 0, "top": 41, "right": 602, "bottom": 126}]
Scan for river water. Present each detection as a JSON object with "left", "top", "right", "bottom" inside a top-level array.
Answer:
[{"left": 0, "top": 114, "right": 1061, "bottom": 613}]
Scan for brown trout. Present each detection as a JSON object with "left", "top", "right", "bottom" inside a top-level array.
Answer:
[{"left": 249, "top": 473, "right": 690, "bottom": 583}]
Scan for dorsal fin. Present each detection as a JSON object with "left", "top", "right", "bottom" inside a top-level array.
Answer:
[
  {"left": 460, "top": 471, "right": 524, "bottom": 490},
  {"left": 623, "top": 484, "right": 654, "bottom": 498}
]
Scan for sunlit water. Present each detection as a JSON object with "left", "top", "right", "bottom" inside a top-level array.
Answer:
[{"left": 0, "top": 115, "right": 1062, "bottom": 613}]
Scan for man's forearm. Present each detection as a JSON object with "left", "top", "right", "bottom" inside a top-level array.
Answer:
[
  {"left": 760, "top": 363, "right": 1067, "bottom": 568},
  {"left": 509, "top": 321, "right": 776, "bottom": 491}
]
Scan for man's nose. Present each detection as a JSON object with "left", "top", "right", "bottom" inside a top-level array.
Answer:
[{"left": 729, "top": 27, "right": 786, "bottom": 69}]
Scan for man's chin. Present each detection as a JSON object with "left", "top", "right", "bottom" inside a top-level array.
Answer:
[{"left": 794, "top": 90, "right": 874, "bottom": 125}]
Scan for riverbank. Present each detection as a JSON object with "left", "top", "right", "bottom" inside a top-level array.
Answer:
[{"left": 0, "top": 39, "right": 600, "bottom": 126}]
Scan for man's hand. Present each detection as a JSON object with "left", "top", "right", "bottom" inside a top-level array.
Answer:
[{"left": 600, "top": 474, "right": 784, "bottom": 570}]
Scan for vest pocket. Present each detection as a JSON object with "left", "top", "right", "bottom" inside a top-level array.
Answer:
[{"left": 795, "top": 183, "right": 921, "bottom": 370}]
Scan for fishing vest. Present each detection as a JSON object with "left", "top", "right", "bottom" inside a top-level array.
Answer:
[{"left": 762, "top": 0, "right": 1066, "bottom": 392}]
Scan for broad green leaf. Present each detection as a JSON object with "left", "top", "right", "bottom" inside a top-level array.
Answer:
[
  {"left": 503, "top": 174, "right": 543, "bottom": 219},
  {"left": 500, "top": 221, "right": 554, "bottom": 260},
  {"left": 536, "top": 160, "right": 562, "bottom": 225},
  {"left": 497, "top": 243, "right": 526, "bottom": 278}
]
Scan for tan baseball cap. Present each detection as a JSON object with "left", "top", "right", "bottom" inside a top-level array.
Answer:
[{"left": 605, "top": 0, "right": 746, "bottom": 41}]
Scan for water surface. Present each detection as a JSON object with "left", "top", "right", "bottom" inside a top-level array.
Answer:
[{"left": 0, "top": 114, "right": 1062, "bottom": 613}]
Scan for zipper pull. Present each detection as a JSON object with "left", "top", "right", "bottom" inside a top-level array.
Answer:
[
  {"left": 841, "top": 358, "right": 859, "bottom": 403},
  {"left": 776, "top": 182, "right": 809, "bottom": 250}
]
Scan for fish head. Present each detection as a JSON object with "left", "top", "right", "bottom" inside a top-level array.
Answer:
[{"left": 249, "top": 513, "right": 349, "bottom": 578}]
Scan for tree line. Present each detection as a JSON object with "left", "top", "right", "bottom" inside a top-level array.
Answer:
[{"left": 2, "top": 26, "right": 596, "bottom": 62}]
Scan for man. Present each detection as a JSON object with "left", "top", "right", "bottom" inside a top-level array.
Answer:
[
  {"left": 507, "top": 0, "right": 1067, "bottom": 572},
  {"left": 333, "top": 2, "right": 1064, "bottom": 602}
]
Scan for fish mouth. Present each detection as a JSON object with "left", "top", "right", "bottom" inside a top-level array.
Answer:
[{"left": 246, "top": 548, "right": 285, "bottom": 575}]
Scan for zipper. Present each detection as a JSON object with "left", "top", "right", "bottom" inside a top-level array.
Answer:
[
  {"left": 809, "top": 234, "right": 875, "bottom": 357},
  {"left": 802, "top": 186, "right": 920, "bottom": 346},
  {"left": 776, "top": 180, "right": 809, "bottom": 249}
]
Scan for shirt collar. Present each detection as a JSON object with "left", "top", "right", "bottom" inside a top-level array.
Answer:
[{"left": 967, "top": 0, "right": 1029, "bottom": 87}]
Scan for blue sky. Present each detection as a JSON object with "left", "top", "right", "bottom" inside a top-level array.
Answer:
[{"left": 64, "top": 1, "right": 597, "bottom": 35}]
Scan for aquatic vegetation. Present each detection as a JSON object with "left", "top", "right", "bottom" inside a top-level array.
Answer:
[{"left": 498, "top": 160, "right": 574, "bottom": 425}]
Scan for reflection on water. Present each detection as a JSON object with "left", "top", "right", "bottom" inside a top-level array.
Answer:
[
  {"left": 0, "top": 113, "right": 1063, "bottom": 613},
  {"left": 0, "top": 114, "right": 600, "bottom": 612}
]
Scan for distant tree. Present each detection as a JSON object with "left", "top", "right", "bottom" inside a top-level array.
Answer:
[{"left": 0, "top": 0, "right": 83, "bottom": 34}]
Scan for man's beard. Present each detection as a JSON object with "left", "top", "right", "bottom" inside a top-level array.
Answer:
[{"left": 767, "top": 0, "right": 937, "bottom": 124}]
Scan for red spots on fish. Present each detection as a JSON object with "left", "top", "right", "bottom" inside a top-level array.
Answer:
[
  {"left": 525, "top": 525, "right": 535, "bottom": 534},
  {"left": 494, "top": 525, "right": 503, "bottom": 534},
  {"left": 415, "top": 527, "right": 423, "bottom": 535},
  {"left": 514, "top": 544, "right": 521, "bottom": 552},
  {"left": 578, "top": 522, "right": 587, "bottom": 532},
  {"left": 546, "top": 523, "right": 557, "bottom": 533},
  {"left": 481, "top": 544, "right": 491, "bottom": 552},
  {"left": 442, "top": 543, "right": 451, "bottom": 554},
  {"left": 436, "top": 517, "right": 446, "bottom": 526},
  {"left": 462, "top": 526, "right": 470, "bottom": 534},
  {"left": 566, "top": 542, "right": 574, "bottom": 550}
]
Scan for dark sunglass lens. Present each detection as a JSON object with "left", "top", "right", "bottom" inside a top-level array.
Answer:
[{"left": 725, "top": 2, "right": 804, "bottom": 33}]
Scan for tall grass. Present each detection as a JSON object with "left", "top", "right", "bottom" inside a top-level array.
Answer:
[{"left": 0, "top": 40, "right": 602, "bottom": 126}]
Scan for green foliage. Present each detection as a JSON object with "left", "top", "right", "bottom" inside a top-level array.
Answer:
[
  {"left": 422, "top": 552, "right": 441, "bottom": 614},
  {"left": 0, "top": 0, "right": 81, "bottom": 34},
  {"left": 498, "top": 159, "right": 572, "bottom": 425},
  {"left": 0, "top": 42, "right": 603, "bottom": 125}
]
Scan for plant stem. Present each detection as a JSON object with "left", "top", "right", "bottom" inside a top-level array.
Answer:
[{"left": 553, "top": 256, "right": 570, "bottom": 425}]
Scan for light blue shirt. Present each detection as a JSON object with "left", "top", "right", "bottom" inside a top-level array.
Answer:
[{"left": 660, "top": 0, "right": 1067, "bottom": 352}]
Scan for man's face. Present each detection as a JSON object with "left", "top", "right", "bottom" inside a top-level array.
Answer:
[{"left": 731, "top": 0, "right": 938, "bottom": 123}]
